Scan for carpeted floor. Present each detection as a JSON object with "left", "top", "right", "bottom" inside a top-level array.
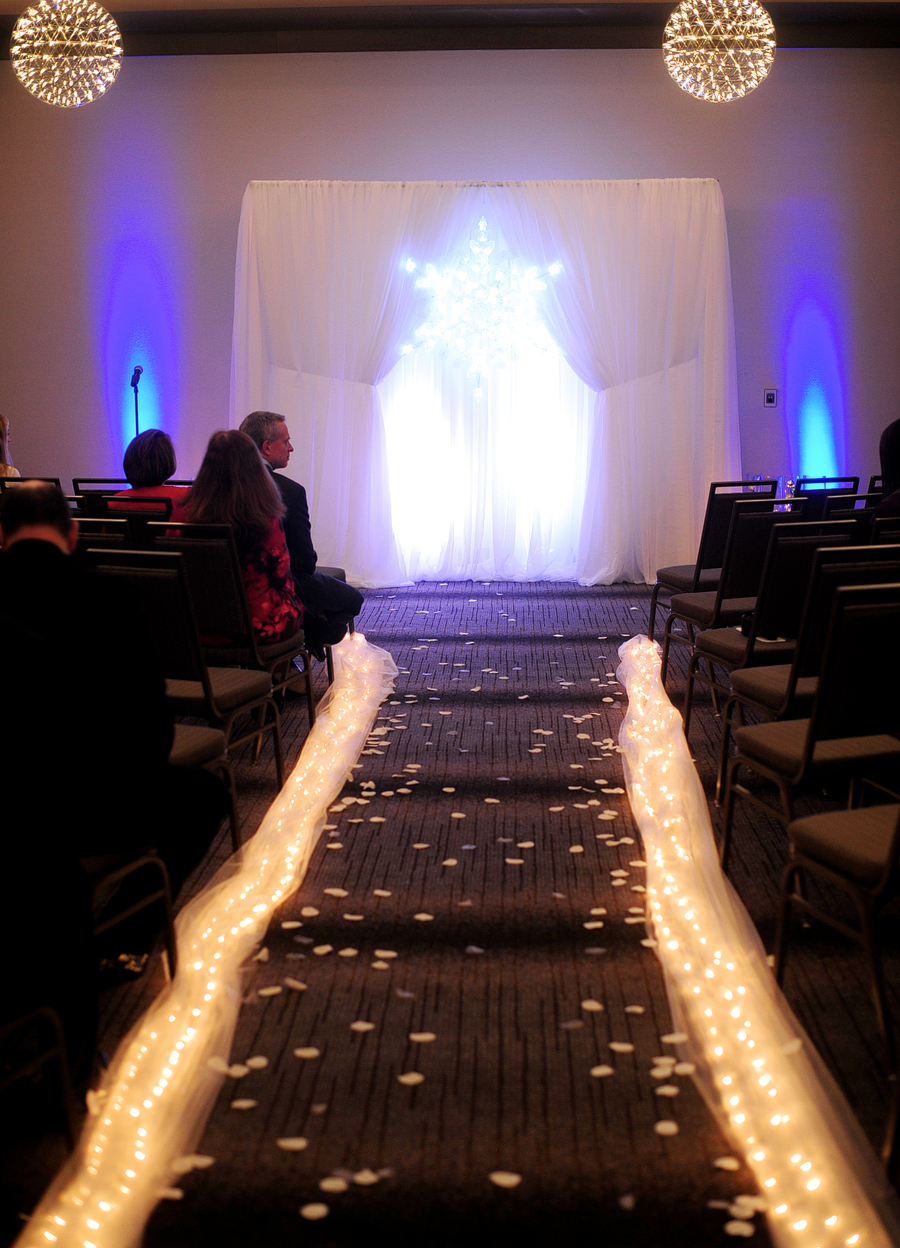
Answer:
[{"left": 6, "top": 579, "right": 898, "bottom": 1248}]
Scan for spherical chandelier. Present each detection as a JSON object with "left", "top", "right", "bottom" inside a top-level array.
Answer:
[
  {"left": 10, "top": 0, "right": 122, "bottom": 108},
  {"left": 663, "top": 0, "right": 775, "bottom": 102}
]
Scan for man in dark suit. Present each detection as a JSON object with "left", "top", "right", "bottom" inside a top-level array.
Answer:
[{"left": 239, "top": 411, "right": 363, "bottom": 656}]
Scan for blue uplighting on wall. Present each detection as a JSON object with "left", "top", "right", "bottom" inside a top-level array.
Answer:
[
  {"left": 100, "top": 236, "right": 179, "bottom": 455},
  {"left": 784, "top": 297, "right": 844, "bottom": 479}
]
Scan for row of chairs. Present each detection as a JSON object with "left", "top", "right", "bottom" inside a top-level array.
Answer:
[{"left": 651, "top": 479, "right": 900, "bottom": 1172}]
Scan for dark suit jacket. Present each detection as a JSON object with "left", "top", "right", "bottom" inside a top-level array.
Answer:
[
  {"left": 0, "top": 539, "right": 174, "bottom": 850},
  {"left": 270, "top": 469, "right": 317, "bottom": 578}
]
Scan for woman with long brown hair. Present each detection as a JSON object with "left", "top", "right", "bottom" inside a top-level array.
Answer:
[
  {"left": 0, "top": 414, "right": 20, "bottom": 478},
  {"left": 173, "top": 429, "right": 304, "bottom": 642}
]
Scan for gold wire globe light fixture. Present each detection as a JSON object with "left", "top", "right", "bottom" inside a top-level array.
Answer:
[
  {"left": 663, "top": 0, "right": 775, "bottom": 102},
  {"left": 10, "top": 0, "right": 122, "bottom": 108}
]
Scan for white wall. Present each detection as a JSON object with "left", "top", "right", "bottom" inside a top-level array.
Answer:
[{"left": 0, "top": 47, "right": 898, "bottom": 492}]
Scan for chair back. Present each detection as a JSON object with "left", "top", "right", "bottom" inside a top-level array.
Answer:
[
  {"left": 73, "top": 518, "right": 132, "bottom": 552},
  {"left": 748, "top": 521, "right": 858, "bottom": 647},
  {"left": 872, "top": 515, "right": 900, "bottom": 544},
  {"left": 715, "top": 500, "right": 805, "bottom": 604},
  {"left": 793, "top": 476, "right": 860, "bottom": 521},
  {"left": 73, "top": 478, "right": 192, "bottom": 494},
  {"left": 868, "top": 475, "right": 885, "bottom": 496},
  {"left": 0, "top": 477, "right": 62, "bottom": 492},
  {"left": 78, "top": 494, "right": 172, "bottom": 522},
  {"left": 792, "top": 546, "right": 900, "bottom": 684},
  {"left": 691, "top": 480, "right": 779, "bottom": 586},
  {"left": 143, "top": 522, "right": 260, "bottom": 658},
  {"left": 807, "top": 583, "right": 900, "bottom": 749},
  {"left": 82, "top": 549, "right": 215, "bottom": 698}
]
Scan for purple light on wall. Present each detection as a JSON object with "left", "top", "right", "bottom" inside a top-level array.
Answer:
[
  {"left": 784, "top": 296, "right": 844, "bottom": 479},
  {"left": 100, "top": 236, "right": 179, "bottom": 455}
]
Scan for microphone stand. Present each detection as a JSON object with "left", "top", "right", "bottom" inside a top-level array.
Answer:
[{"left": 130, "top": 367, "right": 142, "bottom": 437}]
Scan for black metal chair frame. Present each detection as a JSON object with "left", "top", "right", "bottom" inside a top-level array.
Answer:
[
  {"left": 647, "top": 478, "right": 778, "bottom": 642},
  {"left": 719, "top": 584, "right": 900, "bottom": 870},
  {"left": 84, "top": 851, "right": 178, "bottom": 979},
  {"left": 0, "top": 476, "right": 62, "bottom": 492},
  {"left": 681, "top": 521, "right": 859, "bottom": 740},
  {"left": 715, "top": 545, "right": 900, "bottom": 803},
  {"left": 659, "top": 499, "right": 803, "bottom": 687},
  {"left": 0, "top": 1005, "right": 80, "bottom": 1149},
  {"left": 84, "top": 548, "right": 288, "bottom": 788}
]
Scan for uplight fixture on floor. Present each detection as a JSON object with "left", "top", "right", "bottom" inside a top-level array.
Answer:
[
  {"left": 663, "top": 0, "right": 775, "bottom": 102},
  {"left": 10, "top": 0, "right": 122, "bottom": 107}
]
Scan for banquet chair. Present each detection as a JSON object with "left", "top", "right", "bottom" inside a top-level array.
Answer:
[
  {"left": 0, "top": 1005, "right": 79, "bottom": 1149},
  {"left": 715, "top": 545, "right": 900, "bottom": 802},
  {"left": 659, "top": 499, "right": 804, "bottom": 686},
  {"left": 719, "top": 583, "right": 900, "bottom": 870},
  {"left": 873, "top": 515, "right": 900, "bottom": 544},
  {"left": 169, "top": 723, "right": 240, "bottom": 852},
  {"left": 79, "top": 494, "right": 172, "bottom": 524},
  {"left": 773, "top": 799, "right": 900, "bottom": 1069},
  {"left": 0, "top": 476, "right": 61, "bottom": 492},
  {"left": 144, "top": 521, "right": 316, "bottom": 727},
  {"left": 83, "top": 850, "right": 178, "bottom": 978},
  {"left": 647, "top": 478, "right": 778, "bottom": 642},
  {"left": 680, "top": 520, "right": 858, "bottom": 738},
  {"left": 792, "top": 475, "right": 860, "bottom": 521},
  {"left": 84, "top": 548, "right": 287, "bottom": 788},
  {"left": 869, "top": 475, "right": 885, "bottom": 496},
  {"left": 73, "top": 518, "right": 131, "bottom": 552},
  {"left": 72, "top": 478, "right": 192, "bottom": 495}
]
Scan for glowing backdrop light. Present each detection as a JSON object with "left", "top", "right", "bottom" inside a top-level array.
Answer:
[
  {"left": 616, "top": 635, "right": 900, "bottom": 1248},
  {"left": 230, "top": 179, "right": 741, "bottom": 586}
]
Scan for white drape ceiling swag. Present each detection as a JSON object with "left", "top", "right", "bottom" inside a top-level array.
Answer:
[{"left": 230, "top": 179, "right": 741, "bottom": 588}]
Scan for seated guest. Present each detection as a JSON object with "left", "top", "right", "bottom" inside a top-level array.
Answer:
[
  {"left": 239, "top": 411, "right": 363, "bottom": 657},
  {"left": 0, "top": 413, "right": 20, "bottom": 477},
  {"left": 880, "top": 415, "right": 900, "bottom": 498},
  {"left": 114, "top": 429, "right": 190, "bottom": 503},
  {"left": 0, "top": 482, "right": 227, "bottom": 1073},
  {"left": 173, "top": 429, "right": 304, "bottom": 643}
]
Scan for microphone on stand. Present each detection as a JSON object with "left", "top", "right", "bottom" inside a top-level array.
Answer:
[{"left": 130, "top": 366, "right": 143, "bottom": 436}]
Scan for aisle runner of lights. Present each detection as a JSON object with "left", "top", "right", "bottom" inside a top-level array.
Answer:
[
  {"left": 19, "top": 635, "right": 398, "bottom": 1248},
  {"left": 617, "top": 636, "right": 898, "bottom": 1248}
]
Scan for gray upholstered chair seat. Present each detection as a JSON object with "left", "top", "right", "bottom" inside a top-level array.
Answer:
[
  {"left": 668, "top": 592, "right": 756, "bottom": 628},
  {"left": 694, "top": 627, "right": 794, "bottom": 667},
  {"left": 168, "top": 723, "right": 228, "bottom": 768},
  {"left": 653, "top": 564, "right": 720, "bottom": 593},
  {"left": 788, "top": 804, "right": 899, "bottom": 887},
  {"left": 166, "top": 667, "right": 272, "bottom": 715},
  {"left": 729, "top": 666, "right": 817, "bottom": 714},
  {"left": 734, "top": 718, "right": 900, "bottom": 777}
]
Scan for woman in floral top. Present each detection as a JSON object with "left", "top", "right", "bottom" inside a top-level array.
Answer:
[{"left": 173, "top": 430, "right": 304, "bottom": 642}]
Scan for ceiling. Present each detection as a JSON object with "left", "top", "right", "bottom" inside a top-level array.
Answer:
[{"left": 1, "top": 0, "right": 899, "bottom": 54}]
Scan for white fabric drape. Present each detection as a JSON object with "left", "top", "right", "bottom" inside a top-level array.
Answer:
[{"left": 231, "top": 179, "right": 740, "bottom": 586}]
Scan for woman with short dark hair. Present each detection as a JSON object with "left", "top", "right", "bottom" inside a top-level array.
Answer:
[
  {"left": 115, "top": 429, "right": 189, "bottom": 502},
  {"left": 173, "top": 430, "right": 304, "bottom": 643}
]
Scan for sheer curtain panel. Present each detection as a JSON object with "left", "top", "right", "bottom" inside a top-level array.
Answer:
[{"left": 230, "top": 179, "right": 740, "bottom": 587}]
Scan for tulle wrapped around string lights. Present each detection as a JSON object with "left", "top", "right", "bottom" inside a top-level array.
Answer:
[
  {"left": 616, "top": 635, "right": 900, "bottom": 1248},
  {"left": 18, "top": 634, "right": 397, "bottom": 1248}
]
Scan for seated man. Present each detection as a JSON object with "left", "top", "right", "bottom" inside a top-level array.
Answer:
[
  {"left": 0, "top": 484, "right": 228, "bottom": 1065},
  {"left": 239, "top": 410, "right": 363, "bottom": 657}
]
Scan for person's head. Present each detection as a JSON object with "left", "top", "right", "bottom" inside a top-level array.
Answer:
[
  {"left": 0, "top": 481, "right": 76, "bottom": 553},
  {"left": 239, "top": 411, "right": 293, "bottom": 471},
  {"left": 0, "top": 415, "right": 13, "bottom": 469},
  {"left": 182, "top": 429, "right": 283, "bottom": 550},
  {"left": 123, "top": 429, "right": 177, "bottom": 488}
]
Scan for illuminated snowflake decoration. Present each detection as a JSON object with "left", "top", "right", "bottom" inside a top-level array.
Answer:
[
  {"left": 663, "top": 0, "right": 775, "bottom": 102},
  {"left": 11, "top": 0, "right": 122, "bottom": 108},
  {"left": 403, "top": 218, "right": 560, "bottom": 395}
]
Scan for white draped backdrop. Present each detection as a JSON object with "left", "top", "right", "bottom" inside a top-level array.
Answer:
[{"left": 230, "top": 179, "right": 741, "bottom": 587}]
